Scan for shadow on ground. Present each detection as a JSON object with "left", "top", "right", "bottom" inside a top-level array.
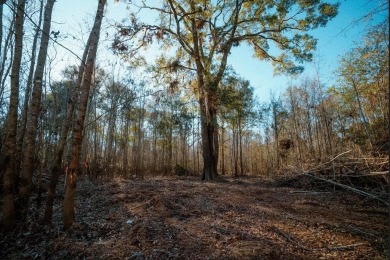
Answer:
[{"left": 1, "top": 176, "right": 388, "bottom": 259}]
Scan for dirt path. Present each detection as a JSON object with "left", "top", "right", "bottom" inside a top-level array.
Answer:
[{"left": 1, "top": 176, "right": 388, "bottom": 259}]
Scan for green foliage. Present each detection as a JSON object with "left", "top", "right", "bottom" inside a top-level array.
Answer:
[
  {"left": 335, "top": 20, "right": 389, "bottom": 152},
  {"left": 115, "top": 0, "right": 339, "bottom": 78},
  {"left": 219, "top": 72, "right": 255, "bottom": 127}
]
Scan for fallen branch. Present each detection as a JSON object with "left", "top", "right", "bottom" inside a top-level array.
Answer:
[
  {"left": 289, "top": 190, "right": 332, "bottom": 195},
  {"left": 344, "top": 171, "right": 389, "bottom": 177},
  {"left": 311, "top": 150, "right": 352, "bottom": 171},
  {"left": 327, "top": 242, "right": 369, "bottom": 251},
  {"left": 304, "top": 173, "right": 389, "bottom": 206},
  {"left": 271, "top": 226, "right": 314, "bottom": 251},
  {"left": 272, "top": 226, "right": 370, "bottom": 252}
]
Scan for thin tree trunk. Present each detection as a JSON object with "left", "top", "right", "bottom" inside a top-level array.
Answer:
[
  {"left": 0, "top": 4, "right": 12, "bottom": 95},
  {"left": 19, "top": 0, "right": 55, "bottom": 216},
  {"left": 93, "top": 99, "right": 99, "bottom": 179},
  {"left": 167, "top": 121, "right": 172, "bottom": 173},
  {"left": 151, "top": 114, "right": 157, "bottom": 174},
  {"left": 0, "top": 15, "right": 14, "bottom": 106},
  {"left": 351, "top": 78, "right": 372, "bottom": 148},
  {"left": 2, "top": 0, "right": 26, "bottom": 232},
  {"left": 0, "top": 17, "right": 14, "bottom": 180},
  {"left": 220, "top": 119, "right": 225, "bottom": 175},
  {"left": 272, "top": 103, "right": 280, "bottom": 169},
  {"left": 36, "top": 115, "right": 45, "bottom": 210},
  {"left": 0, "top": 4, "right": 3, "bottom": 53},
  {"left": 137, "top": 100, "right": 145, "bottom": 176},
  {"left": 44, "top": 25, "right": 91, "bottom": 225},
  {"left": 14, "top": 0, "right": 44, "bottom": 194},
  {"left": 123, "top": 112, "right": 130, "bottom": 175},
  {"left": 289, "top": 88, "right": 303, "bottom": 164},
  {"left": 63, "top": 0, "right": 106, "bottom": 230},
  {"left": 232, "top": 124, "right": 237, "bottom": 176},
  {"left": 192, "top": 114, "right": 196, "bottom": 174},
  {"left": 239, "top": 120, "right": 244, "bottom": 175},
  {"left": 197, "top": 118, "right": 200, "bottom": 175}
]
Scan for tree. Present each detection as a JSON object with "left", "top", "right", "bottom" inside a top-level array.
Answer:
[
  {"left": 63, "top": 0, "right": 107, "bottom": 230},
  {"left": 0, "top": 5, "right": 15, "bottom": 119},
  {"left": 219, "top": 73, "right": 255, "bottom": 175},
  {"left": 335, "top": 20, "right": 389, "bottom": 152},
  {"left": 19, "top": 0, "right": 56, "bottom": 217},
  {"left": 44, "top": 68, "right": 82, "bottom": 223},
  {"left": 115, "top": 0, "right": 339, "bottom": 180},
  {"left": 0, "top": 1, "right": 15, "bottom": 192},
  {"left": 14, "top": 0, "right": 45, "bottom": 202},
  {"left": 2, "top": 0, "right": 26, "bottom": 232}
]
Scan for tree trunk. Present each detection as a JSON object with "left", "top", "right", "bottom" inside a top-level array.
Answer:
[
  {"left": 44, "top": 22, "right": 91, "bottom": 224},
  {"left": 35, "top": 117, "right": 45, "bottom": 210},
  {"left": 0, "top": 4, "right": 3, "bottom": 53},
  {"left": 0, "top": 15, "right": 14, "bottom": 186},
  {"left": 19, "top": 0, "right": 55, "bottom": 216},
  {"left": 238, "top": 119, "right": 244, "bottom": 175},
  {"left": 233, "top": 123, "right": 239, "bottom": 176},
  {"left": 63, "top": 0, "right": 106, "bottom": 230},
  {"left": 123, "top": 112, "right": 130, "bottom": 175},
  {"left": 220, "top": 119, "right": 225, "bottom": 175},
  {"left": 44, "top": 82, "right": 78, "bottom": 223},
  {"left": 137, "top": 101, "right": 145, "bottom": 176},
  {"left": 272, "top": 102, "right": 280, "bottom": 169},
  {"left": 167, "top": 120, "right": 173, "bottom": 173},
  {"left": 0, "top": 6, "right": 14, "bottom": 104},
  {"left": 14, "top": 0, "right": 44, "bottom": 197},
  {"left": 351, "top": 78, "right": 372, "bottom": 148},
  {"left": 2, "top": 0, "right": 26, "bottom": 232},
  {"left": 200, "top": 88, "right": 219, "bottom": 180}
]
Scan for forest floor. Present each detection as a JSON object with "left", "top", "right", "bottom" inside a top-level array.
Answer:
[{"left": 0, "top": 175, "right": 388, "bottom": 259}]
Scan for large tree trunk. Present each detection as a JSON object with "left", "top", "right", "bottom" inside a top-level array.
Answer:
[
  {"left": 188, "top": 3, "right": 219, "bottom": 180},
  {"left": 19, "top": 0, "right": 55, "bottom": 217},
  {"left": 63, "top": 0, "right": 106, "bottom": 230},
  {"left": 2, "top": 0, "right": 26, "bottom": 232},
  {"left": 200, "top": 88, "right": 219, "bottom": 180}
]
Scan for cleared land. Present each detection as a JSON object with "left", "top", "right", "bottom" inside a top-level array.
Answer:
[{"left": 1, "top": 176, "right": 388, "bottom": 259}]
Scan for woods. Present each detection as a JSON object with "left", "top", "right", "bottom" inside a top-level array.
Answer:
[{"left": 0, "top": 0, "right": 388, "bottom": 258}]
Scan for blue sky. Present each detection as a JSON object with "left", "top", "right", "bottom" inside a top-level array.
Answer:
[{"left": 50, "top": 0, "right": 387, "bottom": 102}]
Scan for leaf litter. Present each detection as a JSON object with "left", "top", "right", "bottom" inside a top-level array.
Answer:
[{"left": 0, "top": 175, "right": 388, "bottom": 259}]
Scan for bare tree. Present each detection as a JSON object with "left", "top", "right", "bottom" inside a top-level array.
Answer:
[
  {"left": 19, "top": 0, "right": 56, "bottom": 217},
  {"left": 2, "top": 0, "right": 26, "bottom": 232},
  {"left": 63, "top": 0, "right": 106, "bottom": 230}
]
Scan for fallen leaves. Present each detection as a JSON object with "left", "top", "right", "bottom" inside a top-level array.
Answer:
[{"left": 0, "top": 176, "right": 387, "bottom": 259}]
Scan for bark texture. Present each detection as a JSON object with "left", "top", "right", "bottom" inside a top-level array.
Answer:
[
  {"left": 44, "top": 33, "right": 91, "bottom": 224},
  {"left": 2, "top": 0, "right": 26, "bottom": 232},
  {"left": 63, "top": 0, "right": 106, "bottom": 230},
  {"left": 19, "top": 0, "right": 55, "bottom": 216}
]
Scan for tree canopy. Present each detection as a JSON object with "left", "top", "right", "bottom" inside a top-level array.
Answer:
[{"left": 114, "top": 0, "right": 339, "bottom": 179}]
